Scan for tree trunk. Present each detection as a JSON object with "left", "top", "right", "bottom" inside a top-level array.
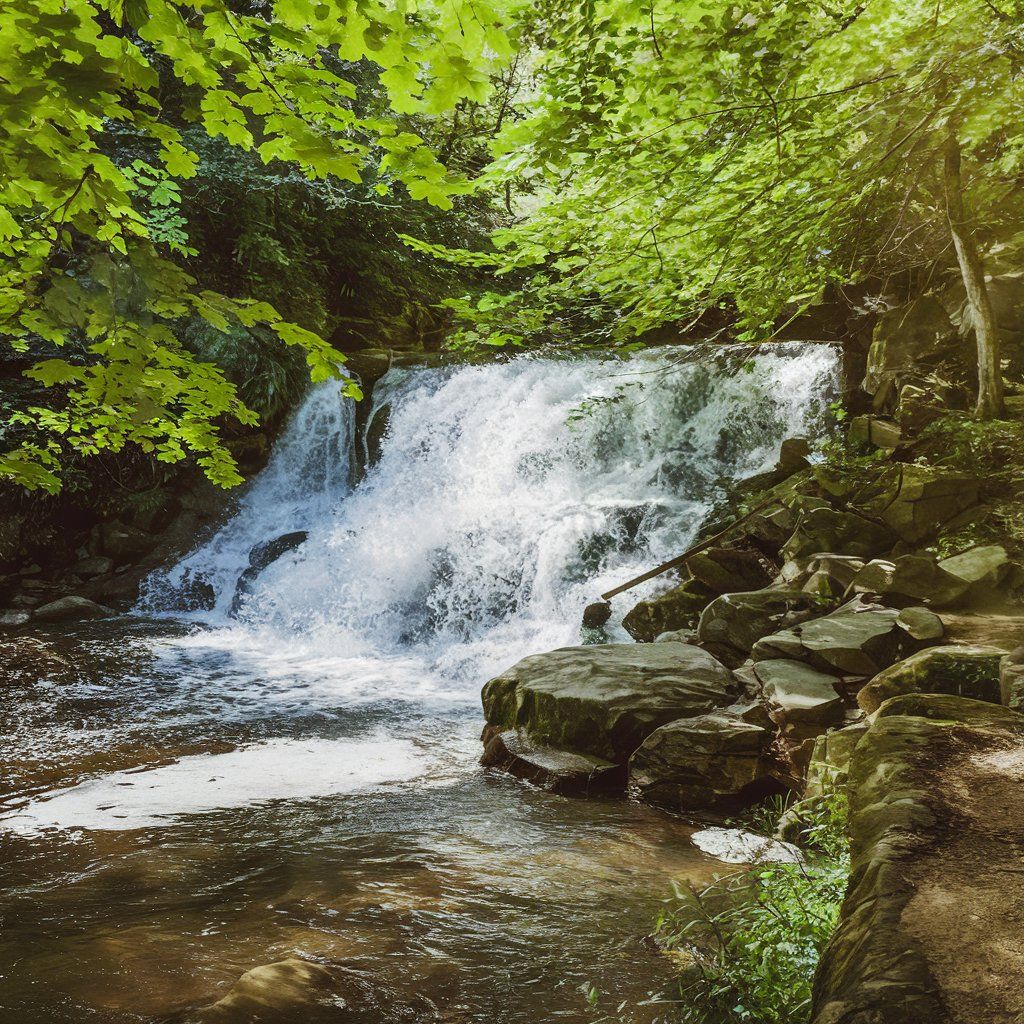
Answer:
[{"left": 943, "top": 134, "right": 1003, "bottom": 419}]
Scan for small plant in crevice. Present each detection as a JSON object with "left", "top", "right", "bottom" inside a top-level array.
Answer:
[{"left": 654, "top": 784, "right": 850, "bottom": 1024}]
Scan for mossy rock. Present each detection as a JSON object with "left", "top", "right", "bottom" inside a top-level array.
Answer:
[{"left": 622, "top": 579, "right": 711, "bottom": 642}]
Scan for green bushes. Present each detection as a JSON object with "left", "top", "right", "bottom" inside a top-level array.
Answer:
[{"left": 656, "top": 787, "right": 850, "bottom": 1024}]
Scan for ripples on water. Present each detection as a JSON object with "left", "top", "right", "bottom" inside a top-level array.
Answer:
[{"left": 0, "top": 346, "right": 838, "bottom": 1022}]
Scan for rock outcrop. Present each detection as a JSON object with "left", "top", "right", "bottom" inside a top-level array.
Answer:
[{"left": 811, "top": 694, "right": 1024, "bottom": 1024}]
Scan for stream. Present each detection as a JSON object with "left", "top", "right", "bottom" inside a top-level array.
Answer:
[{"left": 0, "top": 345, "right": 838, "bottom": 1023}]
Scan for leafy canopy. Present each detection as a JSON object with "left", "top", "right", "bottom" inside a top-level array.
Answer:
[
  {"left": 0, "top": 0, "right": 515, "bottom": 490},
  {"left": 447, "top": 0, "right": 1024, "bottom": 348}
]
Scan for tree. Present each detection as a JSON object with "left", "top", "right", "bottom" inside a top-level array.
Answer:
[
  {"left": 455, "top": 0, "right": 1023, "bottom": 417},
  {"left": 0, "top": 0, "right": 516, "bottom": 491}
]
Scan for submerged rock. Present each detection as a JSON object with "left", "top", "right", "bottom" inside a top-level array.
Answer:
[
  {"left": 481, "top": 728, "right": 625, "bottom": 795},
  {"left": 481, "top": 642, "right": 736, "bottom": 764},
  {"left": 198, "top": 956, "right": 437, "bottom": 1022},
  {"left": 858, "top": 644, "right": 1007, "bottom": 714},
  {"left": 628, "top": 703, "right": 776, "bottom": 812}
]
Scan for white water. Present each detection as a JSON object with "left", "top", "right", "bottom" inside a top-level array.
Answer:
[{"left": 143, "top": 345, "right": 838, "bottom": 688}]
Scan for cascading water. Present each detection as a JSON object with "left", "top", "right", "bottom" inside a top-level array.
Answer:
[
  {"left": 1, "top": 343, "right": 841, "bottom": 1024},
  {"left": 143, "top": 343, "right": 838, "bottom": 689}
]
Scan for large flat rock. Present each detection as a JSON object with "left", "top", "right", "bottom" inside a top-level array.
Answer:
[
  {"left": 811, "top": 694, "right": 1024, "bottom": 1024},
  {"left": 481, "top": 642, "right": 736, "bottom": 763}
]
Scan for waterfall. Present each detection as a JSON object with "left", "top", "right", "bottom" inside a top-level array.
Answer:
[{"left": 142, "top": 344, "right": 839, "bottom": 689}]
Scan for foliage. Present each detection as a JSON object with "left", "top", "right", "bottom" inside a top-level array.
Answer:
[
  {"left": 0, "top": 0, "right": 518, "bottom": 490},
  {"left": 655, "top": 785, "right": 850, "bottom": 1024},
  {"left": 432, "top": 1, "right": 1024, "bottom": 353}
]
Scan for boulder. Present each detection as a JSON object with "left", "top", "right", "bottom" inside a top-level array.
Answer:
[
  {"left": 777, "top": 436, "right": 812, "bottom": 474},
  {"left": 480, "top": 728, "right": 625, "bottom": 795},
  {"left": 481, "top": 642, "right": 736, "bottom": 764},
  {"left": 850, "top": 554, "right": 970, "bottom": 607},
  {"left": 32, "top": 595, "right": 113, "bottom": 623},
  {"left": 804, "top": 719, "right": 869, "bottom": 798},
  {"left": 894, "top": 606, "right": 944, "bottom": 641},
  {"left": 628, "top": 702, "right": 776, "bottom": 813},
  {"left": 72, "top": 555, "right": 114, "bottom": 578},
  {"left": 98, "top": 521, "right": 152, "bottom": 562},
  {"left": 696, "top": 587, "right": 830, "bottom": 667},
  {"left": 753, "top": 659, "right": 845, "bottom": 740},
  {"left": 810, "top": 694, "right": 1024, "bottom": 1024},
  {"left": 938, "top": 544, "right": 1011, "bottom": 603},
  {"left": 684, "top": 546, "right": 773, "bottom": 595},
  {"left": 858, "top": 644, "right": 1008, "bottom": 714},
  {"left": 752, "top": 597, "right": 930, "bottom": 676},
  {"left": 848, "top": 415, "right": 902, "bottom": 449},
  {"left": 199, "top": 956, "right": 436, "bottom": 1023},
  {"left": 855, "top": 463, "right": 980, "bottom": 543},
  {"left": 1000, "top": 647, "right": 1024, "bottom": 712},
  {"left": 230, "top": 530, "right": 308, "bottom": 616},
  {"left": 781, "top": 506, "right": 895, "bottom": 562},
  {"left": 622, "top": 579, "right": 710, "bottom": 642}
]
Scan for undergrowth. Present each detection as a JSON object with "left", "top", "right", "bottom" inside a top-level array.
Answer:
[{"left": 655, "top": 784, "right": 850, "bottom": 1024}]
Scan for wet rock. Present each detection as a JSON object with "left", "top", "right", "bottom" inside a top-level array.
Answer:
[
  {"left": 480, "top": 728, "right": 625, "bottom": 795},
  {"left": 777, "top": 436, "right": 812, "bottom": 474},
  {"left": 753, "top": 660, "right": 845, "bottom": 740},
  {"left": 481, "top": 642, "right": 736, "bottom": 764},
  {"left": 622, "top": 579, "right": 711, "bottom": 642},
  {"left": 628, "top": 702, "right": 776, "bottom": 812},
  {"left": 230, "top": 531, "right": 308, "bottom": 616},
  {"left": 855, "top": 463, "right": 980, "bottom": 543},
  {"left": 781, "top": 506, "right": 896, "bottom": 562},
  {"left": 752, "top": 597, "right": 931, "bottom": 677},
  {"left": 33, "top": 595, "right": 113, "bottom": 623},
  {"left": 696, "top": 587, "right": 829, "bottom": 667},
  {"left": 198, "top": 956, "right": 437, "bottom": 1023},
  {"left": 1001, "top": 647, "right": 1024, "bottom": 711},
  {"left": 810, "top": 694, "right": 1024, "bottom": 1024},
  {"left": 858, "top": 644, "right": 1008, "bottom": 714},
  {"left": 685, "top": 546, "right": 774, "bottom": 595},
  {"left": 581, "top": 600, "right": 612, "bottom": 628}
]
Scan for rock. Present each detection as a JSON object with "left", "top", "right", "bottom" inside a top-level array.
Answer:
[
  {"left": 622, "top": 579, "right": 710, "bottom": 642},
  {"left": 72, "top": 555, "right": 114, "bottom": 577},
  {"left": 753, "top": 660, "right": 845, "bottom": 740},
  {"left": 98, "top": 521, "right": 153, "bottom": 562},
  {"left": 0, "top": 610, "right": 30, "bottom": 626},
  {"left": 230, "top": 531, "right": 309, "bottom": 616},
  {"left": 481, "top": 642, "right": 736, "bottom": 764},
  {"left": 654, "top": 628, "right": 695, "bottom": 643},
  {"left": 684, "top": 546, "right": 774, "bottom": 595},
  {"left": 582, "top": 600, "right": 612, "bottom": 628},
  {"left": 895, "top": 382, "right": 945, "bottom": 432},
  {"left": 810, "top": 694, "right": 1024, "bottom": 1024},
  {"left": 862, "top": 296, "right": 958, "bottom": 403},
  {"left": 1001, "top": 647, "right": 1024, "bottom": 712},
  {"left": 804, "top": 720, "right": 869, "bottom": 798},
  {"left": 480, "top": 728, "right": 625, "bottom": 795},
  {"left": 782, "top": 506, "right": 896, "bottom": 562},
  {"left": 628, "top": 703, "right": 776, "bottom": 812},
  {"left": 858, "top": 644, "right": 1008, "bottom": 714},
  {"left": 752, "top": 597, "right": 931, "bottom": 677},
  {"left": 696, "top": 587, "right": 830, "bottom": 667},
  {"left": 848, "top": 415, "right": 902, "bottom": 448},
  {"left": 894, "top": 606, "right": 944, "bottom": 641},
  {"left": 850, "top": 554, "right": 970, "bottom": 607},
  {"left": 198, "top": 956, "right": 436, "bottom": 1022},
  {"left": 938, "top": 544, "right": 1011, "bottom": 602},
  {"left": 32, "top": 595, "right": 113, "bottom": 623},
  {"left": 855, "top": 464, "right": 980, "bottom": 543},
  {"left": 777, "top": 436, "right": 812, "bottom": 474},
  {"left": 690, "top": 827, "right": 802, "bottom": 864}
]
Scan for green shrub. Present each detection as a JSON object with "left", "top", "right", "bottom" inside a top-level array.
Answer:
[{"left": 655, "top": 786, "right": 850, "bottom": 1024}]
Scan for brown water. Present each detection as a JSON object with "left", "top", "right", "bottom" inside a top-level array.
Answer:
[{"left": 0, "top": 620, "right": 729, "bottom": 1024}]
